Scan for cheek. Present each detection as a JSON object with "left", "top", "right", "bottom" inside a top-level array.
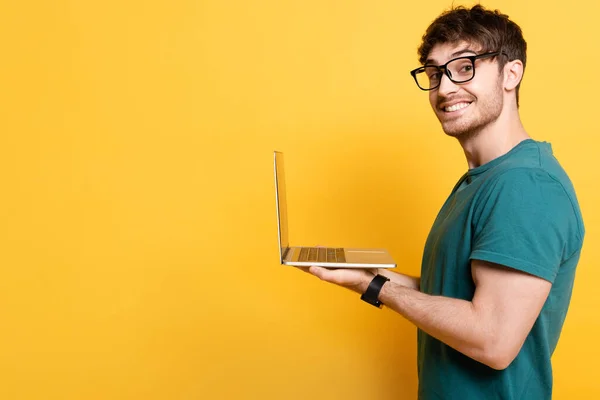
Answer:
[{"left": 429, "top": 92, "right": 437, "bottom": 109}]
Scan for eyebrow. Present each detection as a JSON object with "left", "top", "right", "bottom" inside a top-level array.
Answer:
[{"left": 425, "top": 48, "right": 478, "bottom": 65}]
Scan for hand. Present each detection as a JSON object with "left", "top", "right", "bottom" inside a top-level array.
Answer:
[{"left": 297, "top": 265, "right": 377, "bottom": 295}]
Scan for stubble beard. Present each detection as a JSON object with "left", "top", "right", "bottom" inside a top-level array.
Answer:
[{"left": 439, "top": 80, "right": 504, "bottom": 140}]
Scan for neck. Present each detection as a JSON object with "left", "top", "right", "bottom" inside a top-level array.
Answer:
[{"left": 458, "top": 105, "right": 530, "bottom": 169}]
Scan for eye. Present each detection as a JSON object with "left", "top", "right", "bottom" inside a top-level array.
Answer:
[
  {"left": 427, "top": 71, "right": 442, "bottom": 80},
  {"left": 460, "top": 64, "right": 473, "bottom": 73}
]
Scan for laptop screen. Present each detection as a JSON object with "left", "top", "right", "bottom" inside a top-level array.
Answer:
[{"left": 274, "top": 152, "right": 289, "bottom": 260}]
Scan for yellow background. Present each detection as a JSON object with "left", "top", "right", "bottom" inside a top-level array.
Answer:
[{"left": 1, "top": 0, "right": 598, "bottom": 398}]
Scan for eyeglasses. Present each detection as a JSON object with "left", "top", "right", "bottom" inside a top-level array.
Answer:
[{"left": 410, "top": 51, "right": 507, "bottom": 91}]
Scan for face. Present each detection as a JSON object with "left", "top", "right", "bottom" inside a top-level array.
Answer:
[{"left": 426, "top": 42, "right": 504, "bottom": 138}]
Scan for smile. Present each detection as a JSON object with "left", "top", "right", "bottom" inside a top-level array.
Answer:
[{"left": 444, "top": 102, "right": 471, "bottom": 112}]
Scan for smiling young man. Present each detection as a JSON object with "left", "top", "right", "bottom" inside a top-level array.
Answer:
[{"left": 300, "top": 5, "right": 585, "bottom": 400}]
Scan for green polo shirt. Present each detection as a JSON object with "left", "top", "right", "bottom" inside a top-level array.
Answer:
[{"left": 418, "top": 139, "right": 585, "bottom": 400}]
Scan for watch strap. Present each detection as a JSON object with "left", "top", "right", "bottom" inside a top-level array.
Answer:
[{"left": 360, "top": 274, "right": 390, "bottom": 308}]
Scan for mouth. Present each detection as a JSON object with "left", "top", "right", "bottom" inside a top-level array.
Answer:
[{"left": 442, "top": 101, "right": 472, "bottom": 113}]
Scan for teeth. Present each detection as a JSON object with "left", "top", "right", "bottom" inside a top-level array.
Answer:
[{"left": 445, "top": 102, "right": 470, "bottom": 112}]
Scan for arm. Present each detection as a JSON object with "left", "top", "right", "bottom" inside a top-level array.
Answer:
[
  {"left": 376, "top": 268, "right": 420, "bottom": 291},
  {"left": 306, "top": 170, "right": 574, "bottom": 369},
  {"left": 307, "top": 259, "right": 551, "bottom": 370}
]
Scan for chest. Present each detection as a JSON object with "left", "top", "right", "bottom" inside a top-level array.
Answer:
[{"left": 420, "top": 182, "right": 481, "bottom": 298}]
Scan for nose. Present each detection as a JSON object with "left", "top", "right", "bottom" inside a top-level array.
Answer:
[{"left": 437, "top": 72, "right": 459, "bottom": 97}]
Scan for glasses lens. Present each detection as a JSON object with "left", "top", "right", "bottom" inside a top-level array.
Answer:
[
  {"left": 447, "top": 58, "right": 474, "bottom": 83},
  {"left": 415, "top": 66, "right": 442, "bottom": 90}
]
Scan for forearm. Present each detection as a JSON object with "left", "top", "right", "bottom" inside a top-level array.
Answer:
[
  {"left": 376, "top": 269, "right": 420, "bottom": 291},
  {"left": 378, "top": 281, "right": 501, "bottom": 369}
]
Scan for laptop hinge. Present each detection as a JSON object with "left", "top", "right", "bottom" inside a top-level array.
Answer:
[{"left": 282, "top": 247, "right": 290, "bottom": 262}]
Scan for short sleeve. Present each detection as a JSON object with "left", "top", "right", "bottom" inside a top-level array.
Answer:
[{"left": 470, "top": 168, "right": 582, "bottom": 283}]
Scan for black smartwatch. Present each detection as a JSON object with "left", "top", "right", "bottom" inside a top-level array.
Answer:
[{"left": 360, "top": 274, "right": 390, "bottom": 308}]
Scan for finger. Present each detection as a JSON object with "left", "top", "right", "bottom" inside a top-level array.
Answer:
[{"left": 308, "top": 266, "right": 329, "bottom": 280}]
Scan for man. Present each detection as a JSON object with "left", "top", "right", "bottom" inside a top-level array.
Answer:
[{"left": 300, "top": 5, "right": 585, "bottom": 400}]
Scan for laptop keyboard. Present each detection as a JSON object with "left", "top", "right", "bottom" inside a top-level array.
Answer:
[{"left": 298, "top": 247, "right": 346, "bottom": 263}]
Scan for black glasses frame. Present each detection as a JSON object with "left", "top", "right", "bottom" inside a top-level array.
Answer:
[{"left": 410, "top": 51, "right": 508, "bottom": 91}]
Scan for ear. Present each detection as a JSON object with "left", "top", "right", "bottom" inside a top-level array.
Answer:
[{"left": 503, "top": 59, "right": 524, "bottom": 91}]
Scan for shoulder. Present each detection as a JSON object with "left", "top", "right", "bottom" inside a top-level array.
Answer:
[
  {"left": 486, "top": 166, "right": 565, "bottom": 191},
  {"left": 480, "top": 165, "right": 579, "bottom": 218},
  {"left": 487, "top": 140, "right": 579, "bottom": 197},
  {"left": 475, "top": 165, "right": 584, "bottom": 253}
]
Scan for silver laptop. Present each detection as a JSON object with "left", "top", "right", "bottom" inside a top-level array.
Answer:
[{"left": 274, "top": 151, "right": 396, "bottom": 268}]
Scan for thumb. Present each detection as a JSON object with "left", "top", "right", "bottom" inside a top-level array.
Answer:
[{"left": 308, "top": 265, "right": 328, "bottom": 279}]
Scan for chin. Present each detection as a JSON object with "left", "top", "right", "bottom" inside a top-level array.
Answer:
[
  {"left": 439, "top": 112, "right": 492, "bottom": 138},
  {"left": 441, "top": 120, "right": 476, "bottom": 138}
]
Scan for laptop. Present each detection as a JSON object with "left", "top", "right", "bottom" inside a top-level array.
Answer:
[{"left": 274, "top": 151, "right": 396, "bottom": 268}]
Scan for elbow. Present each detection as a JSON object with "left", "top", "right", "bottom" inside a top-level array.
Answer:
[
  {"left": 482, "top": 354, "right": 512, "bottom": 371},
  {"left": 480, "top": 342, "right": 519, "bottom": 371}
]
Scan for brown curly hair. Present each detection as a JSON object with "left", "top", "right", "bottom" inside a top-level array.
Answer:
[{"left": 418, "top": 5, "right": 527, "bottom": 106}]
